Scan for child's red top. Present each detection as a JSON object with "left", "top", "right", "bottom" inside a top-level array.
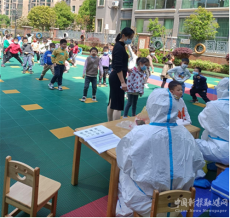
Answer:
[
  {"left": 5, "top": 43, "right": 22, "bottom": 54},
  {"left": 72, "top": 45, "right": 79, "bottom": 54}
]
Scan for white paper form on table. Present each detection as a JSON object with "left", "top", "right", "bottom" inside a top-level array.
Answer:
[
  {"left": 176, "top": 119, "right": 190, "bottom": 126},
  {"left": 74, "top": 125, "right": 121, "bottom": 154}
]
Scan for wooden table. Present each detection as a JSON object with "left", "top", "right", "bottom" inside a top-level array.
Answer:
[{"left": 71, "top": 118, "right": 200, "bottom": 217}]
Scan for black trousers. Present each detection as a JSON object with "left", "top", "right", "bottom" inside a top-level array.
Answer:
[
  {"left": 83, "top": 76, "right": 97, "bottom": 97},
  {"left": 3, "top": 52, "right": 22, "bottom": 64},
  {"left": 34, "top": 51, "right": 40, "bottom": 61},
  {"left": 99, "top": 67, "right": 109, "bottom": 83},
  {"left": 190, "top": 88, "right": 210, "bottom": 103},
  {"left": 50, "top": 64, "right": 65, "bottom": 86}
]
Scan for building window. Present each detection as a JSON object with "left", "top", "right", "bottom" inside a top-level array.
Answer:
[
  {"left": 120, "top": 20, "right": 131, "bottom": 31},
  {"left": 164, "top": 18, "right": 174, "bottom": 34},
  {"left": 123, "top": 0, "right": 133, "bottom": 8},
  {"left": 97, "top": 19, "right": 102, "bottom": 32},
  {"left": 98, "top": 0, "right": 104, "bottom": 6},
  {"left": 72, "top": 6, "right": 75, "bottom": 11},
  {"left": 136, "top": 19, "right": 144, "bottom": 33},
  {"left": 182, "top": 0, "right": 229, "bottom": 8},
  {"left": 216, "top": 18, "right": 229, "bottom": 37},
  {"left": 137, "top": 0, "right": 176, "bottom": 10},
  {"left": 178, "top": 18, "right": 186, "bottom": 35}
]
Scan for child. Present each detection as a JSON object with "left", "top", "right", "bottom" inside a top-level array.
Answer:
[
  {"left": 145, "top": 47, "right": 158, "bottom": 88},
  {"left": 31, "top": 38, "right": 40, "bottom": 62},
  {"left": 160, "top": 54, "right": 175, "bottom": 88},
  {"left": 123, "top": 57, "right": 149, "bottom": 117},
  {"left": 81, "top": 47, "right": 103, "bottom": 102},
  {"left": 169, "top": 81, "right": 191, "bottom": 123},
  {"left": 72, "top": 41, "right": 79, "bottom": 67},
  {"left": 39, "top": 43, "right": 55, "bottom": 80},
  {"left": 2, "top": 34, "right": 10, "bottom": 65},
  {"left": 167, "top": 58, "right": 191, "bottom": 96},
  {"left": 39, "top": 39, "right": 47, "bottom": 66},
  {"left": 128, "top": 45, "right": 138, "bottom": 69},
  {"left": 48, "top": 39, "right": 73, "bottom": 91},
  {"left": 21, "top": 37, "right": 34, "bottom": 74},
  {"left": 108, "top": 44, "right": 113, "bottom": 74},
  {"left": 99, "top": 46, "right": 111, "bottom": 87},
  {"left": 68, "top": 39, "right": 74, "bottom": 60},
  {"left": 190, "top": 67, "right": 210, "bottom": 103},
  {"left": 2, "top": 37, "right": 23, "bottom": 67},
  {"left": 27, "top": 33, "right": 34, "bottom": 44}
]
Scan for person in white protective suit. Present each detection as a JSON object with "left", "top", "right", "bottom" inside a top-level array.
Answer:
[
  {"left": 196, "top": 78, "right": 229, "bottom": 165},
  {"left": 116, "top": 88, "right": 205, "bottom": 217}
]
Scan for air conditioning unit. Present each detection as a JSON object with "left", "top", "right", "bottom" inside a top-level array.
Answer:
[{"left": 112, "top": 1, "right": 119, "bottom": 8}]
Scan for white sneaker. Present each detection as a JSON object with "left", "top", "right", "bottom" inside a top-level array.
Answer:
[
  {"left": 58, "top": 86, "right": 63, "bottom": 91},
  {"left": 48, "top": 83, "right": 54, "bottom": 90},
  {"left": 144, "top": 84, "right": 149, "bottom": 89},
  {"left": 81, "top": 96, "right": 86, "bottom": 102},
  {"left": 92, "top": 96, "right": 97, "bottom": 101}
]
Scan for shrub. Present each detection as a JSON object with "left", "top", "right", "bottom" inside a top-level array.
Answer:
[
  {"left": 87, "top": 37, "right": 100, "bottom": 47},
  {"left": 153, "top": 50, "right": 169, "bottom": 64},
  {"left": 139, "top": 49, "right": 149, "bottom": 58},
  {"left": 174, "top": 57, "right": 181, "bottom": 66},
  {"left": 172, "top": 47, "right": 193, "bottom": 59},
  {"left": 221, "top": 64, "right": 229, "bottom": 74}
]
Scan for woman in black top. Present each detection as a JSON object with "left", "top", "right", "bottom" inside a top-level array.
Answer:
[{"left": 107, "top": 27, "right": 134, "bottom": 121}]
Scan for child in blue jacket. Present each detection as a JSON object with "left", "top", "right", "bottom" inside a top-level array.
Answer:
[
  {"left": 39, "top": 43, "right": 55, "bottom": 80},
  {"left": 190, "top": 67, "right": 210, "bottom": 103}
]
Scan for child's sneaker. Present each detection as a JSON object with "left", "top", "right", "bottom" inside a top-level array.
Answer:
[
  {"left": 29, "top": 70, "right": 33, "bottom": 74},
  {"left": 190, "top": 100, "right": 199, "bottom": 103},
  {"left": 22, "top": 70, "right": 26, "bottom": 74},
  {"left": 39, "top": 75, "right": 43, "bottom": 80},
  {"left": 92, "top": 96, "right": 97, "bottom": 101},
  {"left": 103, "top": 83, "right": 107, "bottom": 87},
  {"left": 48, "top": 83, "right": 54, "bottom": 90},
  {"left": 81, "top": 96, "right": 86, "bottom": 102},
  {"left": 1, "top": 64, "right": 5, "bottom": 67},
  {"left": 98, "top": 82, "right": 101, "bottom": 87},
  {"left": 58, "top": 86, "right": 63, "bottom": 91}
]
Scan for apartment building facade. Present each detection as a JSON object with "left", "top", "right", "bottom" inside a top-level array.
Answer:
[{"left": 95, "top": 0, "right": 229, "bottom": 41}]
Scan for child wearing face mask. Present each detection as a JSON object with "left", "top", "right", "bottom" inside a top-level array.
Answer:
[
  {"left": 21, "top": 37, "right": 34, "bottom": 74},
  {"left": 145, "top": 47, "right": 158, "bottom": 88},
  {"left": 81, "top": 47, "right": 103, "bottom": 102},
  {"left": 123, "top": 57, "right": 149, "bottom": 118},
  {"left": 31, "top": 38, "right": 40, "bottom": 62},
  {"left": 1, "top": 37, "right": 23, "bottom": 67},
  {"left": 169, "top": 81, "right": 191, "bottom": 123},
  {"left": 167, "top": 58, "right": 191, "bottom": 97},
  {"left": 39, "top": 43, "right": 56, "bottom": 80},
  {"left": 161, "top": 54, "right": 175, "bottom": 88},
  {"left": 99, "top": 46, "right": 111, "bottom": 87},
  {"left": 190, "top": 67, "right": 210, "bottom": 103}
]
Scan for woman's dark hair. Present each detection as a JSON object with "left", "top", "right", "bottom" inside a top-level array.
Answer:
[
  {"left": 60, "top": 39, "right": 67, "bottom": 44},
  {"left": 149, "top": 47, "right": 155, "bottom": 52},
  {"left": 90, "top": 47, "right": 98, "bottom": 53},
  {"left": 162, "top": 54, "right": 172, "bottom": 62},
  {"left": 168, "top": 81, "right": 182, "bottom": 91},
  {"left": 136, "top": 57, "right": 149, "bottom": 66},
  {"left": 115, "top": 27, "right": 134, "bottom": 43}
]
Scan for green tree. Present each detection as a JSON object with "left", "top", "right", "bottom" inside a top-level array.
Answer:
[
  {"left": 0, "top": 14, "right": 10, "bottom": 27},
  {"left": 54, "top": 1, "right": 75, "bottom": 30},
  {"left": 28, "top": 5, "right": 57, "bottom": 31},
  {"left": 16, "top": 16, "right": 31, "bottom": 28},
  {"left": 78, "top": 0, "right": 96, "bottom": 31},
  {"left": 184, "top": 7, "right": 219, "bottom": 41},
  {"left": 147, "top": 18, "right": 165, "bottom": 38}
]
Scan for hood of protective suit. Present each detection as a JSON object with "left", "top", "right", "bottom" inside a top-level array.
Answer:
[
  {"left": 216, "top": 77, "right": 229, "bottom": 99},
  {"left": 146, "top": 88, "right": 178, "bottom": 123}
]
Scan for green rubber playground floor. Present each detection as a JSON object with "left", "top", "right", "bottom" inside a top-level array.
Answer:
[{"left": 0, "top": 56, "right": 219, "bottom": 216}]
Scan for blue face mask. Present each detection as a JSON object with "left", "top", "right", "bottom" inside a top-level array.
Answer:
[
  {"left": 124, "top": 38, "right": 132, "bottom": 45},
  {"left": 91, "top": 56, "right": 96, "bottom": 58},
  {"left": 193, "top": 71, "right": 199, "bottom": 76},
  {"left": 141, "top": 65, "right": 147, "bottom": 71},
  {"left": 104, "top": 52, "right": 108, "bottom": 55}
]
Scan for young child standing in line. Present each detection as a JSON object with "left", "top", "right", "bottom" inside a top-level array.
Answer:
[
  {"left": 71, "top": 41, "right": 79, "bottom": 67},
  {"left": 39, "top": 39, "right": 47, "bottom": 66},
  {"left": 31, "top": 38, "right": 40, "bottom": 62},
  {"left": 169, "top": 81, "right": 191, "bottom": 123},
  {"left": 48, "top": 39, "right": 73, "bottom": 91},
  {"left": 123, "top": 57, "right": 149, "bottom": 118},
  {"left": 39, "top": 43, "right": 56, "bottom": 80},
  {"left": 145, "top": 47, "right": 158, "bottom": 88},
  {"left": 99, "top": 46, "right": 111, "bottom": 87},
  {"left": 128, "top": 45, "right": 138, "bottom": 69},
  {"left": 21, "top": 37, "right": 34, "bottom": 74},
  {"left": 161, "top": 54, "right": 175, "bottom": 88},
  {"left": 2, "top": 37, "right": 23, "bottom": 67},
  {"left": 190, "top": 67, "right": 210, "bottom": 103},
  {"left": 68, "top": 39, "right": 74, "bottom": 60},
  {"left": 81, "top": 47, "right": 103, "bottom": 102},
  {"left": 167, "top": 58, "right": 191, "bottom": 96}
]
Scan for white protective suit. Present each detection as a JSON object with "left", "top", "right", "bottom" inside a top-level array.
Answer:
[
  {"left": 116, "top": 88, "right": 205, "bottom": 217},
  {"left": 196, "top": 78, "right": 229, "bottom": 165}
]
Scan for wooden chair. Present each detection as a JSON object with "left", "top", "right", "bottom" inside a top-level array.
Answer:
[
  {"left": 134, "top": 187, "right": 196, "bottom": 217},
  {"left": 2, "top": 156, "right": 61, "bottom": 217}
]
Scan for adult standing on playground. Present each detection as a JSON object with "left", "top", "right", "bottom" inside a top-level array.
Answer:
[{"left": 107, "top": 27, "right": 134, "bottom": 121}]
